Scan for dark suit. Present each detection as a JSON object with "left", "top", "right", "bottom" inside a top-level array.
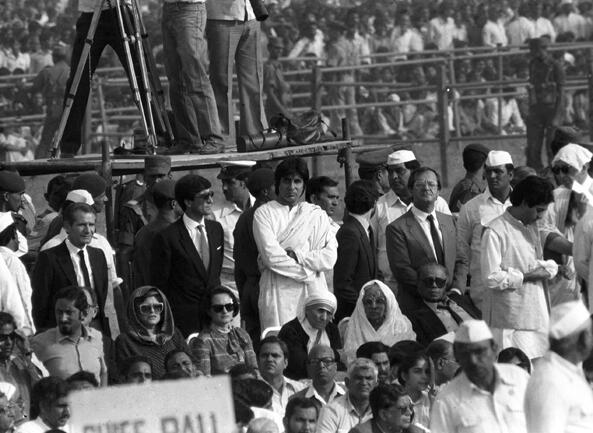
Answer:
[
  {"left": 333, "top": 215, "right": 377, "bottom": 321},
  {"left": 408, "top": 294, "right": 481, "bottom": 346},
  {"left": 150, "top": 218, "right": 223, "bottom": 336},
  {"left": 385, "top": 209, "right": 456, "bottom": 315},
  {"left": 32, "top": 242, "right": 109, "bottom": 333}
]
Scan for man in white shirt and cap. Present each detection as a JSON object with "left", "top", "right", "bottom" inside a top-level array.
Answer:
[
  {"left": 454, "top": 150, "right": 514, "bottom": 311},
  {"left": 371, "top": 150, "right": 450, "bottom": 290},
  {"left": 430, "top": 319, "right": 529, "bottom": 433},
  {"left": 524, "top": 300, "right": 593, "bottom": 433}
]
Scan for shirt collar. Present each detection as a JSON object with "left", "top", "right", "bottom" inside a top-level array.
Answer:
[
  {"left": 546, "top": 351, "right": 586, "bottom": 377},
  {"left": 386, "top": 190, "right": 407, "bottom": 207},
  {"left": 305, "top": 382, "right": 345, "bottom": 402},
  {"left": 219, "top": 195, "right": 256, "bottom": 218},
  {"left": 55, "top": 325, "right": 91, "bottom": 343},
  {"left": 183, "top": 213, "right": 204, "bottom": 229},
  {"left": 345, "top": 393, "right": 371, "bottom": 417},
  {"left": 484, "top": 187, "right": 511, "bottom": 206},
  {"left": 350, "top": 212, "right": 371, "bottom": 231},
  {"left": 65, "top": 238, "right": 85, "bottom": 255},
  {"left": 411, "top": 205, "right": 436, "bottom": 221}
]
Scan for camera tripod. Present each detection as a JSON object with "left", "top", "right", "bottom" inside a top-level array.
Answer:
[{"left": 50, "top": 0, "right": 174, "bottom": 157}]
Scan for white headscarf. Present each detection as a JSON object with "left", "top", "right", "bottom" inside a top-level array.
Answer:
[
  {"left": 552, "top": 143, "right": 592, "bottom": 171},
  {"left": 297, "top": 290, "right": 337, "bottom": 353},
  {"left": 343, "top": 280, "right": 416, "bottom": 365}
]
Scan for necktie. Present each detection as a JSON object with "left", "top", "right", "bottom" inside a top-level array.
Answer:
[
  {"left": 198, "top": 224, "right": 210, "bottom": 270},
  {"left": 314, "top": 329, "right": 323, "bottom": 346},
  {"left": 427, "top": 214, "right": 445, "bottom": 265},
  {"left": 77, "top": 250, "right": 92, "bottom": 288},
  {"left": 436, "top": 301, "right": 464, "bottom": 325}
]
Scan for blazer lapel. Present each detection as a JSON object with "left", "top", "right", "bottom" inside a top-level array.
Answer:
[
  {"left": 88, "top": 247, "right": 107, "bottom": 305},
  {"left": 56, "top": 243, "right": 79, "bottom": 286},
  {"left": 437, "top": 213, "right": 456, "bottom": 271},
  {"left": 176, "top": 220, "right": 208, "bottom": 280},
  {"left": 205, "top": 221, "right": 219, "bottom": 277},
  {"left": 348, "top": 216, "right": 375, "bottom": 275},
  {"left": 405, "top": 212, "right": 435, "bottom": 261}
]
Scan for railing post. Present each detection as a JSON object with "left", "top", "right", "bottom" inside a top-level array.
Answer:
[
  {"left": 83, "top": 85, "right": 93, "bottom": 155},
  {"left": 342, "top": 118, "right": 354, "bottom": 187},
  {"left": 312, "top": 64, "right": 323, "bottom": 111},
  {"left": 101, "top": 140, "right": 114, "bottom": 245},
  {"left": 497, "top": 45, "right": 503, "bottom": 134},
  {"left": 96, "top": 77, "right": 109, "bottom": 145},
  {"left": 437, "top": 63, "right": 450, "bottom": 187}
]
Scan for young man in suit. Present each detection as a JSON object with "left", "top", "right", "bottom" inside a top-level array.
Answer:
[
  {"left": 386, "top": 167, "right": 458, "bottom": 315},
  {"left": 408, "top": 263, "right": 480, "bottom": 346},
  {"left": 334, "top": 180, "right": 379, "bottom": 321},
  {"left": 32, "top": 202, "right": 109, "bottom": 335},
  {"left": 150, "top": 174, "right": 223, "bottom": 336}
]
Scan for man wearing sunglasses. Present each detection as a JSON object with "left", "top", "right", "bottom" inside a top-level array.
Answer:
[{"left": 408, "top": 263, "right": 480, "bottom": 347}]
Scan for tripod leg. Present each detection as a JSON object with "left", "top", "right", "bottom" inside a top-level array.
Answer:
[
  {"left": 131, "top": 0, "right": 175, "bottom": 144},
  {"left": 50, "top": 0, "right": 106, "bottom": 158}
]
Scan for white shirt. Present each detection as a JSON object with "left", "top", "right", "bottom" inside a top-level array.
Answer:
[
  {"left": 15, "top": 417, "right": 71, "bottom": 433},
  {"left": 288, "top": 30, "right": 326, "bottom": 61},
  {"left": 506, "top": 16, "right": 535, "bottom": 46},
  {"left": 65, "top": 238, "right": 95, "bottom": 289},
  {"left": 574, "top": 206, "right": 593, "bottom": 312},
  {"left": 427, "top": 17, "right": 457, "bottom": 50},
  {"left": 0, "top": 246, "right": 34, "bottom": 333},
  {"left": 532, "top": 17, "right": 557, "bottom": 41},
  {"left": 411, "top": 206, "right": 443, "bottom": 262},
  {"left": 389, "top": 27, "right": 424, "bottom": 57},
  {"left": 525, "top": 351, "right": 593, "bottom": 433},
  {"left": 455, "top": 189, "right": 511, "bottom": 308},
  {"left": 301, "top": 382, "right": 345, "bottom": 407},
  {"left": 484, "top": 98, "right": 525, "bottom": 131},
  {"left": 430, "top": 363, "right": 529, "bottom": 433},
  {"left": 183, "top": 213, "right": 208, "bottom": 257},
  {"left": 316, "top": 393, "right": 372, "bottom": 433},
  {"left": 0, "top": 254, "right": 27, "bottom": 331},
  {"left": 482, "top": 20, "right": 509, "bottom": 47},
  {"left": 371, "top": 191, "right": 450, "bottom": 282},
  {"left": 553, "top": 13, "right": 591, "bottom": 40},
  {"left": 268, "top": 376, "right": 306, "bottom": 417}
]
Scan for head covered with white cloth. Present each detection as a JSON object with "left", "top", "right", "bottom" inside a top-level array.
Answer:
[
  {"left": 343, "top": 280, "right": 416, "bottom": 365},
  {"left": 296, "top": 290, "right": 338, "bottom": 353}
]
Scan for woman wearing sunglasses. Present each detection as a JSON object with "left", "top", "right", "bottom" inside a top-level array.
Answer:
[
  {"left": 115, "top": 286, "right": 187, "bottom": 379},
  {"left": 190, "top": 286, "right": 258, "bottom": 376}
]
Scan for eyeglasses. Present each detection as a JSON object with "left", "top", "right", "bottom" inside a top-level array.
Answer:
[
  {"left": 138, "top": 302, "right": 164, "bottom": 314},
  {"left": 413, "top": 181, "right": 439, "bottom": 189},
  {"left": 307, "top": 358, "right": 336, "bottom": 367},
  {"left": 211, "top": 303, "right": 234, "bottom": 313},
  {"left": 422, "top": 277, "right": 447, "bottom": 287},
  {"left": 395, "top": 404, "right": 414, "bottom": 415},
  {"left": 0, "top": 333, "right": 16, "bottom": 343},
  {"left": 552, "top": 166, "right": 571, "bottom": 175},
  {"left": 196, "top": 191, "right": 215, "bottom": 200}
]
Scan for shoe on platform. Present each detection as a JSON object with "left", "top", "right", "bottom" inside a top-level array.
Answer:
[
  {"left": 163, "top": 144, "right": 202, "bottom": 155},
  {"left": 199, "top": 139, "right": 224, "bottom": 155}
]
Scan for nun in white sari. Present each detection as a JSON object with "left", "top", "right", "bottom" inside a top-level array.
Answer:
[{"left": 343, "top": 280, "right": 416, "bottom": 365}]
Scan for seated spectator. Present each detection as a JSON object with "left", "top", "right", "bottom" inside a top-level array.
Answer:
[
  {"left": 247, "top": 418, "right": 279, "bottom": 433},
  {"left": 191, "top": 286, "right": 257, "bottom": 376},
  {"left": 397, "top": 353, "right": 432, "bottom": 430},
  {"left": 66, "top": 371, "right": 98, "bottom": 391},
  {"left": 233, "top": 378, "right": 283, "bottom": 433},
  {"left": 343, "top": 280, "right": 416, "bottom": 365},
  {"left": 283, "top": 397, "right": 318, "bottom": 433},
  {"left": 497, "top": 347, "right": 531, "bottom": 374},
  {"left": 349, "top": 384, "right": 414, "bottom": 433},
  {"left": 316, "top": 358, "right": 377, "bottom": 433},
  {"left": 407, "top": 263, "right": 480, "bottom": 346},
  {"left": 388, "top": 341, "right": 425, "bottom": 384},
  {"left": 356, "top": 342, "right": 390, "bottom": 384},
  {"left": 258, "top": 336, "right": 305, "bottom": 416},
  {"left": 426, "top": 339, "right": 459, "bottom": 390},
  {"left": 120, "top": 356, "right": 153, "bottom": 384},
  {"left": 163, "top": 349, "right": 200, "bottom": 378},
  {"left": 114, "top": 286, "right": 187, "bottom": 380},
  {"left": 31, "top": 286, "right": 107, "bottom": 385},
  {"left": 229, "top": 363, "right": 258, "bottom": 381},
  {"left": 15, "top": 377, "right": 70, "bottom": 433},
  {"left": 290, "top": 344, "right": 345, "bottom": 412},
  {"left": 482, "top": 89, "right": 526, "bottom": 135},
  {"left": 278, "top": 291, "right": 342, "bottom": 380}
]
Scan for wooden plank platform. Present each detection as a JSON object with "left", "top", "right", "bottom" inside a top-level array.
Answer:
[{"left": 0, "top": 140, "right": 360, "bottom": 176}]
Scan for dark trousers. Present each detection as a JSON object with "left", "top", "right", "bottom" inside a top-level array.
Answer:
[
  {"left": 240, "top": 277, "right": 261, "bottom": 347},
  {"left": 526, "top": 104, "right": 557, "bottom": 170},
  {"left": 61, "top": 8, "right": 154, "bottom": 155}
]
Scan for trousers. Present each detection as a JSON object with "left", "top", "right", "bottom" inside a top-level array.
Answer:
[{"left": 526, "top": 104, "right": 557, "bottom": 170}]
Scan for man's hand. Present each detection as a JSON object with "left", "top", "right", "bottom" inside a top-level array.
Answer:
[{"left": 523, "top": 267, "right": 551, "bottom": 282}]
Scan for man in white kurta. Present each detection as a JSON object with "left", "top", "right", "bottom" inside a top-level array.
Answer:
[
  {"left": 481, "top": 176, "right": 557, "bottom": 359},
  {"left": 524, "top": 300, "right": 593, "bottom": 433}
]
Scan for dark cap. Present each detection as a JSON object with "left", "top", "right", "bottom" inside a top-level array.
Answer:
[
  {"left": 51, "top": 45, "right": 67, "bottom": 59},
  {"left": 246, "top": 168, "right": 275, "bottom": 195},
  {"left": 72, "top": 172, "right": 107, "bottom": 198},
  {"left": 0, "top": 171, "right": 25, "bottom": 193},
  {"left": 152, "top": 179, "right": 176, "bottom": 200},
  {"left": 268, "top": 37, "right": 284, "bottom": 49},
  {"left": 356, "top": 148, "right": 391, "bottom": 169},
  {"left": 145, "top": 156, "right": 171, "bottom": 176},
  {"left": 217, "top": 161, "right": 256, "bottom": 180},
  {"left": 463, "top": 143, "right": 490, "bottom": 157}
]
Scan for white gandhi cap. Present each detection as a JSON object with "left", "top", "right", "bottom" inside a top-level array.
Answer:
[
  {"left": 485, "top": 150, "right": 513, "bottom": 167},
  {"left": 387, "top": 150, "right": 416, "bottom": 166},
  {"left": 66, "top": 189, "right": 94, "bottom": 206},
  {"left": 549, "top": 300, "right": 591, "bottom": 339},
  {"left": 454, "top": 319, "right": 493, "bottom": 343}
]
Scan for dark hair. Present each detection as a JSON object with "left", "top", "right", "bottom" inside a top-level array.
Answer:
[
  {"left": 462, "top": 148, "right": 487, "bottom": 172},
  {"left": 229, "top": 363, "right": 258, "bottom": 379},
  {"left": 509, "top": 176, "right": 554, "bottom": 207},
  {"left": 407, "top": 167, "right": 442, "bottom": 190},
  {"left": 258, "top": 335, "right": 289, "bottom": 360},
  {"left": 511, "top": 166, "right": 537, "bottom": 187},
  {"left": 397, "top": 352, "right": 430, "bottom": 385},
  {"left": 174, "top": 174, "right": 211, "bottom": 212},
  {"left": 54, "top": 286, "right": 89, "bottom": 312},
  {"left": 0, "top": 312, "right": 16, "bottom": 329},
  {"left": 498, "top": 347, "right": 531, "bottom": 373},
  {"left": 306, "top": 176, "right": 338, "bottom": 202},
  {"left": 0, "top": 223, "right": 17, "bottom": 246},
  {"left": 369, "top": 384, "right": 406, "bottom": 418},
  {"left": 358, "top": 165, "right": 385, "bottom": 181},
  {"left": 285, "top": 396, "right": 318, "bottom": 420},
  {"left": 344, "top": 180, "right": 379, "bottom": 215},
  {"left": 30, "top": 377, "right": 69, "bottom": 419},
  {"left": 426, "top": 339, "right": 452, "bottom": 363},
  {"left": 66, "top": 371, "right": 99, "bottom": 388},
  {"left": 404, "top": 160, "right": 421, "bottom": 171},
  {"left": 120, "top": 355, "right": 153, "bottom": 377},
  {"left": 274, "top": 157, "right": 309, "bottom": 194},
  {"left": 389, "top": 341, "right": 424, "bottom": 365},
  {"left": 417, "top": 262, "right": 449, "bottom": 280},
  {"left": 46, "top": 175, "right": 72, "bottom": 210},
  {"left": 234, "top": 398, "right": 254, "bottom": 425},
  {"left": 153, "top": 191, "right": 174, "bottom": 209},
  {"left": 232, "top": 378, "right": 274, "bottom": 408},
  {"left": 356, "top": 341, "right": 389, "bottom": 360},
  {"left": 201, "top": 286, "right": 239, "bottom": 327},
  {"left": 133, "top": 288, "right": 164, "bottom": 318},
  {"left": 63, "top": 202, "right": 95, "bottom": 225},
  {"left": 164, "top": 349, "right": 197, "bottom": 373}
]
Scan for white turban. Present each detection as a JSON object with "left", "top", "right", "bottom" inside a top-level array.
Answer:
[{"left": 552, "top": 143, "right": 593, "bottom": 171}]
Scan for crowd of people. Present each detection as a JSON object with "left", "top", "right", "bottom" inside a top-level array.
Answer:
[
  {"left": 1, "top": 0, "right": 593, "bottom": 159},
  {"left": 0, "top": 128, "right": 588, "bottom": 431}
]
